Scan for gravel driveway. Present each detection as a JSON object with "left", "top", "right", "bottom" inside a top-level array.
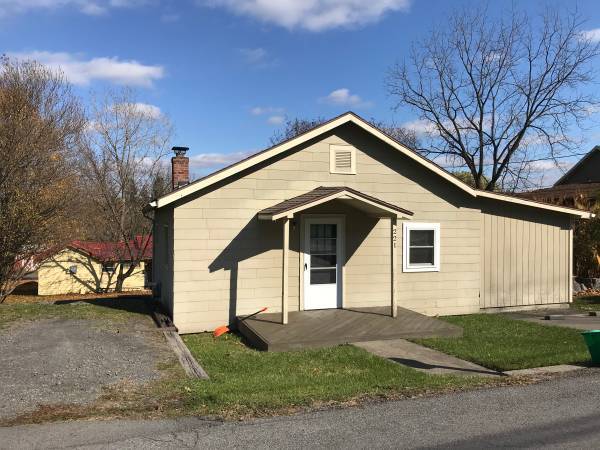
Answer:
[{"left": 0, "top": 316, "right": 171, "bottom": 421}]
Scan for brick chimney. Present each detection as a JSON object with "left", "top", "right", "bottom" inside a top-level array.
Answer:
[{"left": 171, "top": 146, "right": 189, "bottom": 190}]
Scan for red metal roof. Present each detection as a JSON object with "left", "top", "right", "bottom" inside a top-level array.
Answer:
[{"left": 69, "top": 235, "right": 153, "bottom": 262}]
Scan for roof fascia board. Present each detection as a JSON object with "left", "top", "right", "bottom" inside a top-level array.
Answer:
[
  {"left": 269, "top": 191, "right": 346, "bottom": 220},
  {"left": 153, "top": 113, "right": 477, "bottom": 209},
  {"left": 554, "top": 146, "right": 598, "bottom": 186},
  {"left": 348, "top": 117, "right": 477, "bottom": 197},
  {"left": 266, "top": 190, "right": 411, "bottom": 221},
  {"left": 154, "top": 115, "right": 354, "bottom": 209},
  {"left": 151, "top": 112, "right": 591, "bottom": 218},
  {"left": 476, "top": 191, "right": 593, "bottom": 218},
  {"left": 340, "top": 191, "right": 411, "bottom": 218}
]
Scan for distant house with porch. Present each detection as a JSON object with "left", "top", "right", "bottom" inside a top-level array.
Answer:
[
  {"left": 148, "top": 112, "right": 591, "bottom": 337},
  {"left": 519, "top": 146, "right": 600, "bottom": 209},
  {"left": 37, "top": 237, "right": 152, "bottom": 295}
]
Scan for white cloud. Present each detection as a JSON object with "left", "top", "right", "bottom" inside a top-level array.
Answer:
[
  {"left": 250, "top": 105, "right": 284, "bottom": 115},
  {"left": 7, "top": 51, "right": 164, "bottom": 87},
  {"left": 202, "top": 0, "right": 411, "bottom": 31},
  {"left": 128, "top": 102, "right": 162, "bottom": 118},
  {"left": 189, "top": 150, "right": 253, "bottom": 170},
  {"left": 250, "top": 106, "right": 286, "bottom": 124},
  {"left": 401, "top": 118, "right": 437, "bottom": 135},
  {"left": 528, "top": 160, "right": 573, "bottom": 172},
  {"left": 321, "top": 88, "right": 371, "bottom": 107},
  {"left": 79, "top": 2, "right": 107, "bottom": 15},
  {"left": 160, "top": 12, "right": 180, "bottom": 22},
  {"left": 0, "top": 0, "right": 151, "bottom": 17},
  {"left": 579, "top": 28, "right": 600, "bottom": 43},
  {"left": 267, "top": 115, "right": 285, "bottom": 125},
  {"left": 238, "top": 47, "right": 276, "bottom": 67}
]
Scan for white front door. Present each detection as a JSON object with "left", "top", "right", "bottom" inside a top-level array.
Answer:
[{"left": 303, "top": 218, "right": 343, "bottom": 310}]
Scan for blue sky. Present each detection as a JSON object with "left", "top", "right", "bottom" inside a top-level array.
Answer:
[{"left": 2, "top": 0, "right": 600, "bottom": 183}]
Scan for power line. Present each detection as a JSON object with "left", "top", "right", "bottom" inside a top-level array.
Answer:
[{"left": 437, "top": 151, "right": 590, "bottom": 170}]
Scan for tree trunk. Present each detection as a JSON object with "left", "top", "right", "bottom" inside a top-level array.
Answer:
[{"left": 115, "top": 272, "right": 125, "bottom": 292}]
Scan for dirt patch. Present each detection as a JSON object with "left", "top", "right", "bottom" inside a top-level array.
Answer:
[{"left": 0, "top": 317, "right": 172, "bottom": 421}]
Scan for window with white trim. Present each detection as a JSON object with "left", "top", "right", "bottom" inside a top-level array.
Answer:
[
  {"left": 329, "top": 144, "right": 356, "bottom": 174},
  {"left": 403, "top": 223, "right": 440, "bottom": 272}
]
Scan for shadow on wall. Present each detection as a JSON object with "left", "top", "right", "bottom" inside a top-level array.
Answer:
[
  {"left": 42, "top": 252, "right": 107, "bottom": 294},
  {"left": 208, "top": 217, "right": 281, "bottom": 324},
  {"left": 40, "top": 250, "right": 145, "bottom": 295},
  {"left": 209, "top": 200, "right": 379, "bottom": 325}
]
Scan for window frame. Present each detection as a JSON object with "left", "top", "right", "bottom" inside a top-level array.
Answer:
[
  {"left": 402, "top": 222, "right": 441, "bottom": 273},
  {"left": 102, "top": 262, "right": 116, "bottom": 273}
]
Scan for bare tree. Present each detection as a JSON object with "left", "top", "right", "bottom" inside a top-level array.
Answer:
[
  {"left": 368, "top": 118, "right": 420, "bottom": 149},
  {"left": 80, "top": 88, "right": 173, "bottom": 292},
  {"left": 0, "top": 56, "right": 85, "bottom": 302},
  {"left": 387, "top": 6, "right": 600, "bottom": 191},
  {"left": 270, "top": 116, "right": 419, "bottom": 149},
  {"left": 270, "top": 117, "right": 327, "bottom": 145}
]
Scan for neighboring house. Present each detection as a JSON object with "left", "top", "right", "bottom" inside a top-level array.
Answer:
[
  {"left": 37, "top": 237, "right": 152, "bottom": 295},
  {"left": 148, "top": 112, "right": 591, "bottom": 334},
  {"left": 519, "top": 146, "right": 600, "bottom": 209}
]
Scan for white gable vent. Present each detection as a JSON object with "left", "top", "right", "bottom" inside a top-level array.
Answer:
[{"left": 330, "top": 144, "right": 356, "bottom": 174}]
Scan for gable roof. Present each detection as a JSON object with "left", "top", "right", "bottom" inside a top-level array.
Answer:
[
  {"left": 554, "top": 146, "right": 600, "bottom": 186},
  {"left": 257, "top": 186, "right": 414, "bottom": 221},
  {"left": 149, "top": 112, "right": 592, "bottom": 218},
  {"left": 41, "top": 236, "right": 153, "bottom": 264},
  {"left": 70, "top": 236, "right": 153, "bottom": 262}
]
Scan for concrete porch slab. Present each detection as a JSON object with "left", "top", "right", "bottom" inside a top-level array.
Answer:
[{"left": 354, "top": 339, "right": 502, "bottom": 377}]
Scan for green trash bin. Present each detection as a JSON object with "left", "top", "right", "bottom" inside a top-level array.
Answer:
[{"left": 581, "top": 330, "right": 600, "bottom": 364}]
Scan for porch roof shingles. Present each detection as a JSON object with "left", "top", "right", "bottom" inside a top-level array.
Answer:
[{"left": 257, "top": 186, "right": 414, "bottom": 220}]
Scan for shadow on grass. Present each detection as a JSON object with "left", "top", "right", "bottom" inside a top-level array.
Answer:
[
  {"left": 389, "top": 357, "right": 505, "bottom": 377},
  {"left": 53, "top": 295, "right": 155, "bottom": 317}
]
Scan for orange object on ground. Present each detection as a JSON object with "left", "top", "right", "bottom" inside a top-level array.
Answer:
[
  {"left": 213, "top": 325, "right": 230, "bottom": 337},
  {"left": 212, "top": 307, "right": 268, "bottom": 338}
]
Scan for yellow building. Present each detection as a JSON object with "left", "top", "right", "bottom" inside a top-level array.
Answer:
[{"left": 37, "top": 239, "right": 151, "bottom": 296}]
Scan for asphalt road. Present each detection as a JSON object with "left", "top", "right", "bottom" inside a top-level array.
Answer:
[{"left": 2, "top": 370, "right": 600, "bottom": 449}]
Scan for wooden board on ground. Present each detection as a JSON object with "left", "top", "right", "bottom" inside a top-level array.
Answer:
[{"left": 163, "top": 330, "right": 210, "bottom": 379}]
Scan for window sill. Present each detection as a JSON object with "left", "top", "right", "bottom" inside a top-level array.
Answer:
[{"left": 403, "top": 266, "right": 440, "bottom": 273}]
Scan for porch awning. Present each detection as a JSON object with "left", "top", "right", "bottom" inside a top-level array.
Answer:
[{"left": 257, "top": 186, "right": 413, "bottom": 221}]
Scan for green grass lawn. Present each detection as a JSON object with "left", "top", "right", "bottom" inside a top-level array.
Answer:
[
  {"left": 178, "top": 333, "right": 494, "bottom": 418},
  {"left": 572, "top": 295, "right": 600, "bottom": 312},
  {"left": 413, "top": 314, "right": 590, "bottom": 372},
  {"left": 0, "top": 298, "right": 151, "bottom": 330}
]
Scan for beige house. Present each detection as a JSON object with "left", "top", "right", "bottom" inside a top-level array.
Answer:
[
  {"left": 38, "top": 240, "right": 150, "bottom": 295},
  {"left": 149, "top": 112, "right": 592, "bottom": 335}
]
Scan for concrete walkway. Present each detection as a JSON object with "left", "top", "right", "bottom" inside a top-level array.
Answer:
[
  {"left": 505, "top": 364, "right": 588, "bottom": 377},
  {"left": 353, "top": 339, "right": 502, "bottom": 377}
]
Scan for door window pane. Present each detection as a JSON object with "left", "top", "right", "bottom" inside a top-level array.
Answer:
[
  {"left": 311, "top": 268, "right": 336, "bottom": 284},
  {"left": 310, "top": 238, "right": 336, "bottom": 254},
  {"left": 311, "top": 254, "right": 336, "bottom": 268},
  {"left": 310, "top": 224, "right": 336, "bottom": 238}
]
